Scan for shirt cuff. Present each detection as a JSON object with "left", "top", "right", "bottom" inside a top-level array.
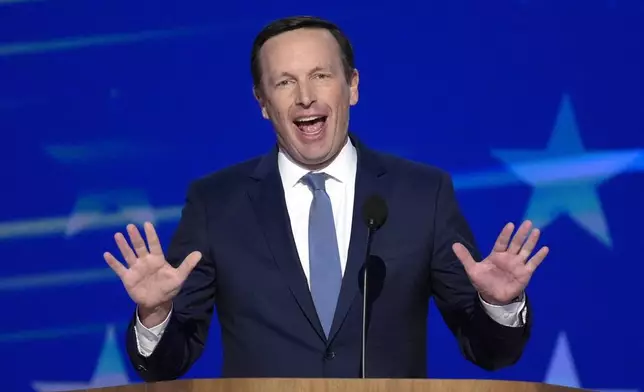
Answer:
[
  {"left": 134, "top": 304, "right": 173, "bottom": 357},
  {"left": 479, "top": 293, "right": 527, "bottom": 327}
]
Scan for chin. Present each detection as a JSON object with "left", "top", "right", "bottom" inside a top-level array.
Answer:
[
  {"left": 287, "top": 141, "right": 334, "bottom": 168},
  {"left": 297, "top": 147, "right": 332, "bottom": 165}
]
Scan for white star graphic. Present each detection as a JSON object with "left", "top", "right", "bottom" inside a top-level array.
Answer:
[
  {"left": 31, "top": 325, "right": 130, "bottom": 391},
  {"left": 492, "top": 94, "right": 638, "bottom": 247},
  {"left": 545, "top": 331, "right": 639, "bottom": 392}
]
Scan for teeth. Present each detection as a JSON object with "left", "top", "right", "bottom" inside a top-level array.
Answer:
[{"left": 295, "top": 116, "right": 324, "bottom": 122}]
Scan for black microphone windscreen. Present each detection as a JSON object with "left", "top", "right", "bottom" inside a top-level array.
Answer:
[{"left": 362, "top": 195, "right": 388, "bottom": 230}]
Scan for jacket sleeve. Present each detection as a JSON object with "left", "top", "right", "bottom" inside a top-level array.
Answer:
[
  {"left": 429, "top": 171, "right": 532, "bottom": 371},
  {"left": 126, "top": 181, "right": 217, "bottom": 381}
]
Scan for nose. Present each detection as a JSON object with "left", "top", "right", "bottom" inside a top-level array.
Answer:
[{"left": 295, "top": 81, "right": 315, "bottom": 107}]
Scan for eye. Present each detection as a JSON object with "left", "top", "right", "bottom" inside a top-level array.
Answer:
[
  {"left": 313, "top": 73, "right": 331, "bottom": 79},
  {"left": 276, "top": 79, "right": 292, "bottom": 87}
]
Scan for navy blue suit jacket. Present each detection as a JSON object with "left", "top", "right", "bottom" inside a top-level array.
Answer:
[{"left": 126, "top": 135, "right": 531, "bottom": 380}]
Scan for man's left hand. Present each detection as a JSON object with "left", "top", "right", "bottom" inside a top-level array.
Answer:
[{"left": 452, "top": 220, "right": 549, "bottom": 305}]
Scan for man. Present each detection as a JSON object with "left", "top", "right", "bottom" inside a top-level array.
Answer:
[{"left": 104, "top": 16, "right": 549, "bottom": 380}]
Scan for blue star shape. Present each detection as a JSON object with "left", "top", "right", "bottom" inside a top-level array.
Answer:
[
  {"left": 545, "top": 331, "right": 639, "bottom": 391},
  {"left": 31, "top": 325, "right": 130, "bottom": 391},
  {"left": 492, "top": 94, "right": 634, "bottom": 247}
]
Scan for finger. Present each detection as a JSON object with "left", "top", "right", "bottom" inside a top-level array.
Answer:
[
  {"left": 525, "top": 246, "right": 549, "bottom": 273},
  {"left": 508, "top": 220, "right": 533, "bottom": 254},
  {"left": 176, "top": 251, "right": 203, "bottom": 281},
  {"left": 114, "top": 232, "right": 137, "bottom": 266},
  {"left": 452, "top": 243, "right": 477, "bottom": 273},
  {"left": 519, "top": 228, "right": 541, "bottom": 259},
  {"left": 104, "top": 252, "right": 127, "bottom": 278},
  {"left": 492, "top": 222, "right": 514, "bottom": 252},
  {"left": 143, "top": 222, "right": 163, "bottom": 256},
  {"left": 127, "top": 224, "right": 149, "bottom": 258}
]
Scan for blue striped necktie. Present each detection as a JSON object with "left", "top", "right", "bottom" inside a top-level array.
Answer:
[{"left": 302, "top": 172, "right": 342, "bottom": 337}]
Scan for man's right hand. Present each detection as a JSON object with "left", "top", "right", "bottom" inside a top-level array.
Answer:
[{"left": 104, "top": 221, "right": 202, "bottom": 328}]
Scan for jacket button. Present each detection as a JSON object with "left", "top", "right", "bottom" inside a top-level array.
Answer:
[{"left": 325, "top": 350, "right": 336, "bottom": 360}]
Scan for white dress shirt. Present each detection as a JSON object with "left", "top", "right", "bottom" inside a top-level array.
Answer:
[{"left": 134, "top": 138, "right": 527, "bottom": 357}]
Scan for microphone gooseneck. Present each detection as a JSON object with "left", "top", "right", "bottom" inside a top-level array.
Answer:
[{"left": 360, "top": 195, "right": 388, "bottom": 379}]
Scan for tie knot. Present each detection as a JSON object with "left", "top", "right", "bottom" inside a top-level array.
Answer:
[{"left": 302, "top": 172, "right": 328, "bottom": 192}]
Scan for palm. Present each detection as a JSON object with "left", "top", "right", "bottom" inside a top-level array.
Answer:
[
  {"left": 121, "top": 254, "right": 184, "bottom": 308},
  {"left": 453, "top": 220, "right": 549, "bottom": 305},
  {"left": 104, "top": 222, "right": 202, "bottom": 309}
]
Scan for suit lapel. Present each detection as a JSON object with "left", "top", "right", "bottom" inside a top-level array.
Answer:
[
  {"left": 329, "top": 137, "right": 387, "bottom": 342},
  {"left": 247, "top": 149, "right": 327, "bottom": 342}
]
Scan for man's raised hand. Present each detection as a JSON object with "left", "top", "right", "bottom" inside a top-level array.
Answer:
[
  {"left": 104, "top": 222, "right": 202, "bottom": 312},
  {"left": 452, "top": 220, "right": 549, "bottom": 305}
]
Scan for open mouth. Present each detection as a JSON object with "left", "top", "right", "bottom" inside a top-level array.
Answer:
[{"left": 293, "top": 115, "right": 328, "bottom": 135}]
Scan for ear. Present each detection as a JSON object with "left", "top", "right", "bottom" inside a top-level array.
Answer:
[
  {"left": 253, "top": 86, "right": 269, "bottom": 119},
  {"left": 349, "top": 68, "right": 359, "bottom": 106}
]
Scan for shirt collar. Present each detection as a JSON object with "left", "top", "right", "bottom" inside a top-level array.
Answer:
[{"left": 278, "top": 137, "right": 357, "bottom": 188}]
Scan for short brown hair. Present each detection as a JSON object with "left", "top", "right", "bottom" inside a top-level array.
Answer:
[{"left": 250, "top": 16, "right": 355, "bottom": 89}]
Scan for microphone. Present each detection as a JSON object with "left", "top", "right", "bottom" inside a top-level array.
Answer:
[{"left": 360, "top": 195, "right": 388, "bottom": 378}]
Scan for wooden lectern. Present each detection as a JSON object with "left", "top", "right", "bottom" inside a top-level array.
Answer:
[{"left": 71, "top": 378, "right": 587, "bottom": 392}]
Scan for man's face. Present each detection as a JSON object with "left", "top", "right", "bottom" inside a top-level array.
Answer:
[{"left": 255, "top": 28, "right": 359, "bottom": 169}]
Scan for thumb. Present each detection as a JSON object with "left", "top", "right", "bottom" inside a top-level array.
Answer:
[
  {"left": 177, "top": 251, "right": 203, "bottom": 280},
  {"left": 452, "top": 243, "right": 476, "bottom": 272}
]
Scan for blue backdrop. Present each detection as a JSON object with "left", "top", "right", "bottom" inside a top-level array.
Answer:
[{"left": 1, "top": 1, "right": 643, "bottom": 391}]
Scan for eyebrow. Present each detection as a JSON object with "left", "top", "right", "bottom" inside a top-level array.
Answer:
[{"left": 274, "top": 66, "right": 333, "bottom": 81}]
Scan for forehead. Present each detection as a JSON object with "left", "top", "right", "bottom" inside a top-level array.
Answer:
[{"left": 259, "top": 28, "right": 343, "bottom": 74}]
